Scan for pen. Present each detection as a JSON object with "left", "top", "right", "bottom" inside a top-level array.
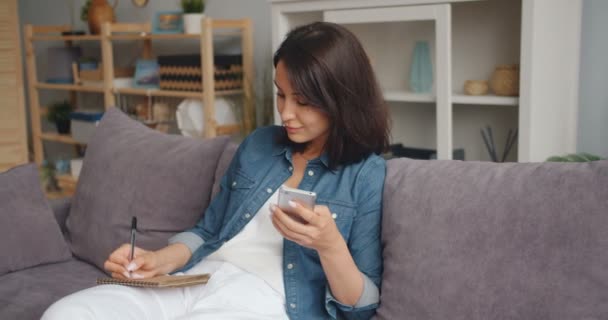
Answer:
[{"left": 129, "top": 216, "right": 137, "bottom": 276}]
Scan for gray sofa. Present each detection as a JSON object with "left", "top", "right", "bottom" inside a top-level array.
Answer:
[{"left": 1, "top": 109, "right": 607, "bottom": 319}]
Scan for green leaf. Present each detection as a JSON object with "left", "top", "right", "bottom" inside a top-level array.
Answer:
[
  {"left": 47, "top": 100, "right": 73, "bottom": 124},
  {"left": 181, "top": 0, "right": 204, "bottom": 13},
  {"left": 546, "top": 152, "right": 605, "bottom": 162}
]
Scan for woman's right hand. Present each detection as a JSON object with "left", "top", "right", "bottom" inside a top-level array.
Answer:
[
  {"left": 104, "top": 243, "right": 193, "bottom": 279},
  {"left": 104, "top": 244, "right": 162, "bottom": 279}
]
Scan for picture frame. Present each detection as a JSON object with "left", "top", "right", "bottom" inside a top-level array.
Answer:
[
  {"left": 133, "top": 59, "right": 160, "bottom": 89},
  {"left": 152, "top": 11, "right": 184, "bottom": 34}
]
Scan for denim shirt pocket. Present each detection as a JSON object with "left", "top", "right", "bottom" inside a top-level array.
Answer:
[
  {"left": 316, "top": 199, "right": 356, "bottom": 241},
  {"left": 227, "top": 169, "right": 256, "bottom": 204},
  {"left": 299, "top": 199, "right": 356, "bottom": 260}
]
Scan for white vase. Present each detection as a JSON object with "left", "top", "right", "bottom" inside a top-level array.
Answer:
[{"left": 183, "top": 13, "right": 205, "bottom": 34}]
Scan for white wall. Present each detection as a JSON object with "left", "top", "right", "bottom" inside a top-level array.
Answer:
[{"left": 577, "top": 0, "right": 608, "bottom": 158}]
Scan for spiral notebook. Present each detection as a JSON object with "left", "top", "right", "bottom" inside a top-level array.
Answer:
[{"left": 96, "top": 274, "right": 210, "bottom": 288}]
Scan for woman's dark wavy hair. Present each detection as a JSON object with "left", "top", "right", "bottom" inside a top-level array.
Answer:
[{"left": 273, "top": 22, "right": 390, "bottom": 169}]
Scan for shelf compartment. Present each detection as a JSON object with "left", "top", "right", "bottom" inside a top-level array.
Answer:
[
  {"left": 114, "top": 88, "right": 244, "bottom": 98},
  {"left": 452, "top": 94, "right": 518, "bottom": 106},
  {"left": 35, "top": 83, "right": 105, "bottom": 93},
  {"left": 39, "top": 133, "right": 84, "bottom": 145}
]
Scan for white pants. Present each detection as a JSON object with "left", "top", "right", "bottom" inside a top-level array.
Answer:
[{"left": 42, "top": 260, "right": 289, "bottom": 320}]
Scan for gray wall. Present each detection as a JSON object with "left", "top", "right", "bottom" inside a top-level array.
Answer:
[{"left": 577, "top": 0, "right": 608, "bottom": 158}]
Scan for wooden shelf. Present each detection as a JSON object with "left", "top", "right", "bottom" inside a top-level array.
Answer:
[
  {"left": 109, "top": 33, "right": 200, "bottom": 40},
  {"left": 39, "top": 133, "right": 84, "bottom": 145},
  {"left": 114, "top": 87, "right": 244, "bottom": 98},
  {"left": 35, "top": 83, "right": 105, "bottom": 93},
  {"left": 56, "top": 174, "right": 78, "bottom": 195},
  {"left": 31, "top": 35, "right": 101, "bottom": 41},
  {"left": 109, "top": 32, "right": 242, "bottom": 41},
  {"left": 45, "top": 190, "right": 74, "bottom": 199},
  {"left": 26, "top": 18, "right": 254, "bottom": 165},
  {"left": 452, "top": 94, "right": 519, "bottom": 106},
  {"left": 383, "top": 90, "right": 519, "bottom": 106},
  {"left": 216, "top": 124, "right": 242, "bottom": 135}
]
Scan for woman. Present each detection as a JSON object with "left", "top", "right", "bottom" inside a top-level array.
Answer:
[{"left": 43, "top": 21, "right": 390, "bottom": 320}]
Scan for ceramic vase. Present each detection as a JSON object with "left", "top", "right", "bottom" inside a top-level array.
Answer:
[
  {"left": 88, "top": 0, "right": 117, "bottom": 35},
  {"left": 409, "top": 41, "right": 433, "bottom": 93},
  {"left": 490, "top": 64, "right": 519, "bottom": 96}
]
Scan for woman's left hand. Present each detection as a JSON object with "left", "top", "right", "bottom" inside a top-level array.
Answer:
[{"left": 270, "top": 202, "right": 343, "bottom": 254}]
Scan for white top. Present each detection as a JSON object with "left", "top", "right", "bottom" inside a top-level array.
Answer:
[{"left": 204, "top": 188, "right": 285, "bottom": 298}]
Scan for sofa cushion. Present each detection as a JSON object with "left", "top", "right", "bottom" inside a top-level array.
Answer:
[
  {"left": 377, "top": 159, "right": 608, "bottom": 320},
  {"left": 66, "top": 108, "right": 230, "bottom": 272},
  {"left": 0, "top": 164, "right": 71, "bottom": 276},
  {"left": 0, "top": 258, "right": 106, "bottom": 320}
]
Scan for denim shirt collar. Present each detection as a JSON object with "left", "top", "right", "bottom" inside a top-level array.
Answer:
[{"left": 271, "top": 144, "right": 337, "bottom": 174}]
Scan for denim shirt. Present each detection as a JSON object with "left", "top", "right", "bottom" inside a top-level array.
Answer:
[{"left": 171, "top": 126, "right": 386, "bottom": 320}]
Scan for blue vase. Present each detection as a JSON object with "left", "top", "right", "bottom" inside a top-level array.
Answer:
[{"left": 409, "top": 41, "right": 433, "bottom": 93}]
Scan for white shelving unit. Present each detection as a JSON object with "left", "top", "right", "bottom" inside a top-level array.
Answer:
[
  {"left": 269, "top": 0, "right": 582, "bottom": 162},
  {"left": 384, "top": 91, "right": 435, "bottom": 103}
]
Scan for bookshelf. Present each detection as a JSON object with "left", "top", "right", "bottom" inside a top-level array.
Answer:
[
  {"left": 24, "top": 17, "right": 254, "bottom": 173},
  {"left": 270, "top": 0, "right": 582, "bottom": 162}
]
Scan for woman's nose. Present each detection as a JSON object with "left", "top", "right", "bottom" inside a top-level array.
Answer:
[{"left": 280, "top": 100, "right": 297, "bottom": 121}]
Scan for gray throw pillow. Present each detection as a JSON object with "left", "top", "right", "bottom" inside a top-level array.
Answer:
[
  {"left": 377, "top": 159, "right": 608, "bottom": 320},
  {"left": 66, "top": 108, "right": 230, "bottom": 272},
  {"left": 0, "top": 164, "right": 71, "bottom": 275}
]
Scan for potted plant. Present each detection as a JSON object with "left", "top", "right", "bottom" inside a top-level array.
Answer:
[
  {"left": 181, "top": 0, "right": 205, "bottom": 34},
  {"left": 47, "top": 100, "right": 73, "bottom": 134},
  {"left": 40, "top": 160, "right": 60, "bottom": 192},
  {"left": 81, "top": 0, "right": 92, "bottom": 29}
]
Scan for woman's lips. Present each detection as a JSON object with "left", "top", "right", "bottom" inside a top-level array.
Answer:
[{"left": 285, "top": 126, "right": 301, "bottom": 133}]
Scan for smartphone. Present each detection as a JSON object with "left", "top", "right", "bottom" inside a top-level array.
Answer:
[{"left": 277, "top": 185, "right": 317, "bottom": 223}]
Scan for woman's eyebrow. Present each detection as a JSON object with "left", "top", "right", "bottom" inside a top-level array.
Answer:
[{"left": 273, "top": 80, "right": 301, "bottom": 96}]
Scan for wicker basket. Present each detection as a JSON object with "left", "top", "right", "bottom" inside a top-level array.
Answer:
[
  {"left": 158, "top": 54, "right": 243, "bottom": 92},
  {"left": 464, "top": 80, "right": 489, "bottom": 95}
]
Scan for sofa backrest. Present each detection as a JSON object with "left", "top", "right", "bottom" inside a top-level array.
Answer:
[{"left": 377, "top": 159, "right": 608, "bottom": 320}]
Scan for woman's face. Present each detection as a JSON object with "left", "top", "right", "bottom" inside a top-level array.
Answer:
[{"left": 275, "top": 61, "right": 330, "bottom": 152}]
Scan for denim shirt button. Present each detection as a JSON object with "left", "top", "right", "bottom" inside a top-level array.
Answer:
[
  {"left": 331, "top": 213, "right": 337, "bottom": 219},
  {"left": 308, "top": 170, "right": 314, "bottom": 176},
  {"left": 290, "top": 303, "right": 296, "bottom": 309},
  {"left": 244, "top": 213, "right": 251, "bottom": 219},
  {"left": 288, "top": 166, "right": 293, "bottom": 171},
  {"left": 232, "top": 181, "right": 237, "bottom": 187},
  {"left": 266, "top": 188, "right": 272, "bottom": 194},
  {"left": 287, "top": 263, "right": 294, "bottom": 269}
]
